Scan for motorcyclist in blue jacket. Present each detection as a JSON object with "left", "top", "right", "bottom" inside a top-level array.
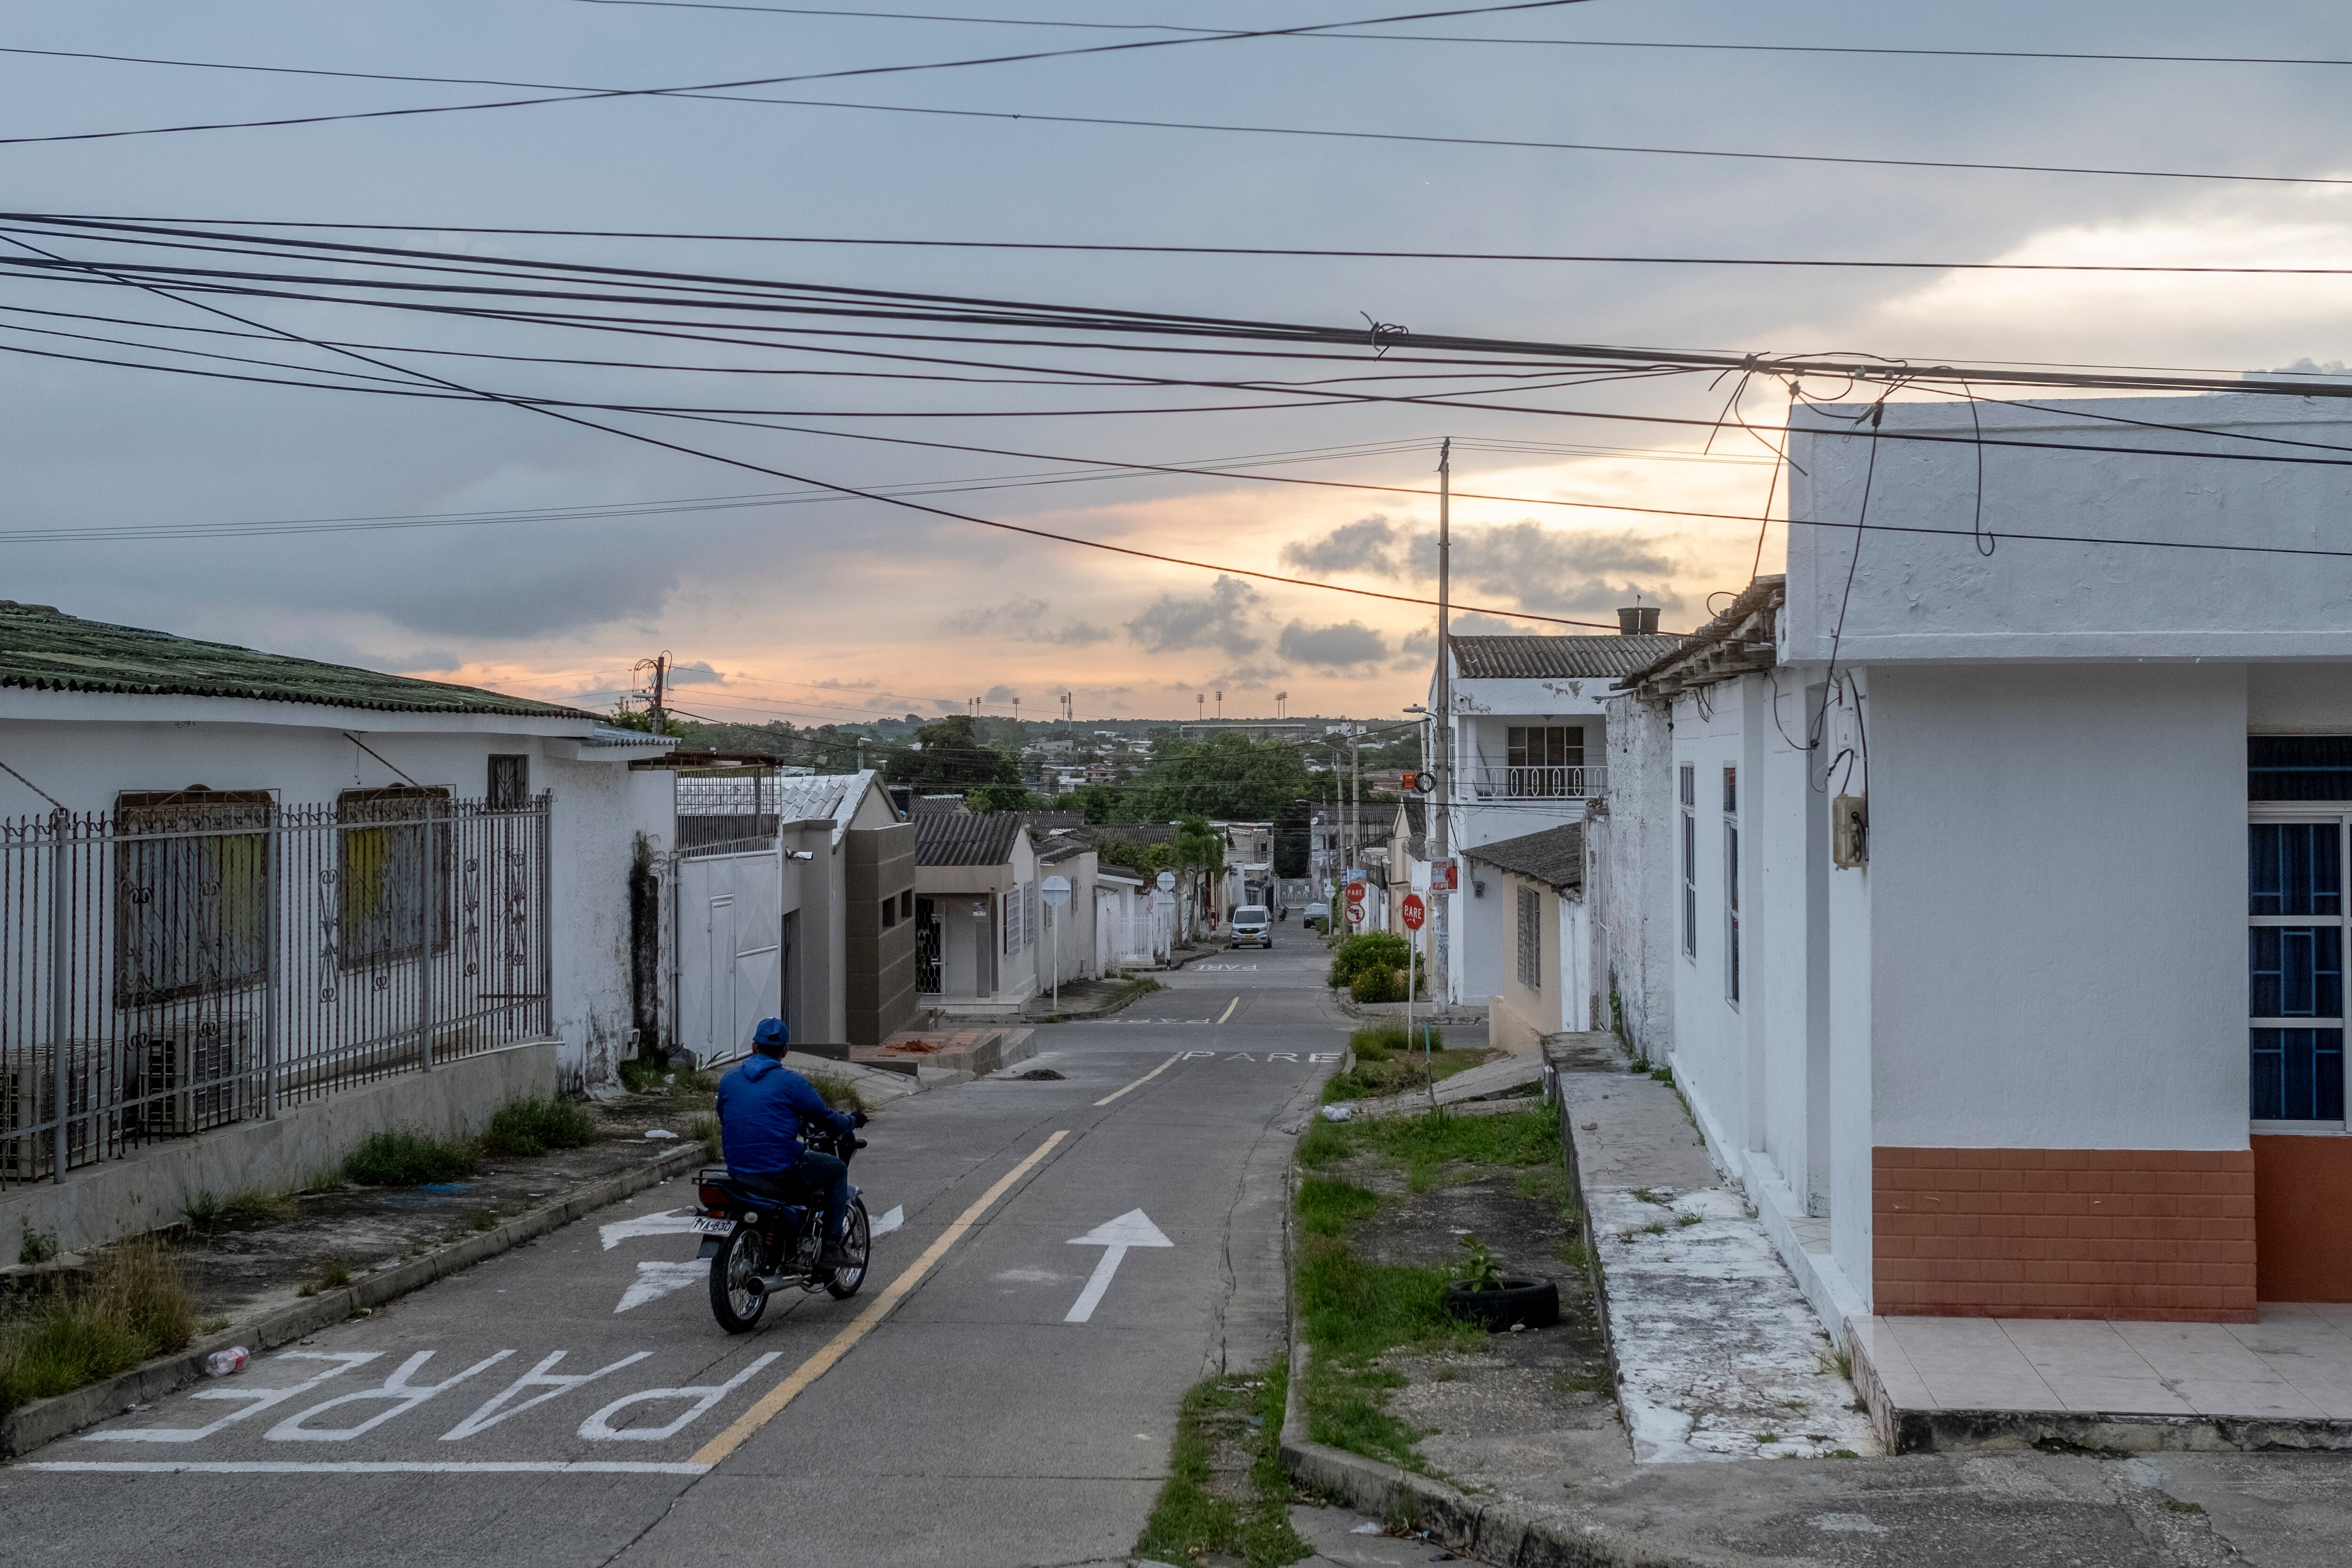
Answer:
[{"left": 716, "top": 1017, "right": 861, "bottom": 1271}]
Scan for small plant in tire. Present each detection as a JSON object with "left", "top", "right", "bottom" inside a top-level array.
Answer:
[{"left": 1440, "top": 1233, "right": 1559, "bottom": 1332}]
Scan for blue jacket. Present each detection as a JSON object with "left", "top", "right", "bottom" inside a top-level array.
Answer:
[{"left": 716, "top": 1053, "right": 855, "bottom": 1175}]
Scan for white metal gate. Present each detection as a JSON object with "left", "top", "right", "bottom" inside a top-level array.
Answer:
[{"left": 673, "top": 849, "right": 781, "bottom": 1067}]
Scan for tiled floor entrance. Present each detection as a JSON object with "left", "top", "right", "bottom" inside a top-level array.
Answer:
[{"left": 1856, "top": 1304, "right": 2352, "bottom": 1421}]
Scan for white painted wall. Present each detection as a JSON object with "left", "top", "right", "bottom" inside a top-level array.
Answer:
[
  {"left": 1784, "top": 395, "right": 2352, "bottom": 662},
  {"left": 1664, "top": 684, "right": 1752, "bottom": 1166},
  {"left": 1591, "top": 695, "right": 1677, "bottom": 1061},
  {"left": 1866, "top": 661, "right": 2250, "bottom": 1152}
]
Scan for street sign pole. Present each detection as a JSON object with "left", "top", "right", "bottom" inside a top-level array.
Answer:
[{"left": 1042, "top": 875, "right": 1073, "bottom": 1012}]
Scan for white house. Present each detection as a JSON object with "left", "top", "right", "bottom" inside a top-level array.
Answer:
[
  {"left": 1600, "top": 393, "right": 2352, "bottom": 1343},
  {"left": 914, "top": 810, "right": 1042, "bottom": 1013},
  {"left": 0, "top": 600, "right": 673, "bottom": 1244},
  {"left": 1462, "top": 824, "right": 1591, "bottom": 1054},
  {"left": 1433, "top": 625, "right": 1678, "bottom": 1005}
]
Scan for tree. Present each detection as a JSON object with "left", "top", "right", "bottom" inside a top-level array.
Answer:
[
  {"left": 1116, "top": 732, "right": 1315, "bottom": 823},
  {"left": 967, "top": 780, "right": 1040, "bottom": 812},
  {"left": 883, "top": 714, "right": 1023, "bottom": 793}
]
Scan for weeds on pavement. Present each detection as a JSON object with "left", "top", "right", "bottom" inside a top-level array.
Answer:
[
  {"left": 1319, "top": 1026, "right": 1483, "bottom": 1105},
  {"left": 688, "top": 1114, "right": 723, "bottom": 1161},
  {"left": 480, "top": 1096, "right": 599, "bottom": 1159},
  {"left": 1132, "top": 1366, "right": 1308, "bottom": 1568},
  {"left": 0, "top": 1236, "right": 195, "bottom": 1418},
  {"left": 344, "top": 1130, "right": 477, "bottom": 1187},
  {"left": 804, "top": 1073, "right": 864, "bottom": 1114}
]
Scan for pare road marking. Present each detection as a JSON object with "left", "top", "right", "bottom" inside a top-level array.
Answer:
[
  {"left": 1175, "top": 1051, "right": 1340, "bottom": 1063},
  {"left": 1192, "top": 964, "right": 1260, "bottom": 971}
]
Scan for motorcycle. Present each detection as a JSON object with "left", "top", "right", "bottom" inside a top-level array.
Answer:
[{"left": 693, "top": 1121, "right": 873, "bottom": 1333}]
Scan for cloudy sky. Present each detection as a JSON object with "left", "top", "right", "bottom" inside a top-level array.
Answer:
[{"left": 3, "top": 0, "right": 2349, "bottom": 724}]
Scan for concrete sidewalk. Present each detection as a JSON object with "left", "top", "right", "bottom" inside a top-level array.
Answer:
[{"left": 1557, "top": 1064, "right": 1876, "bottom": 1461}]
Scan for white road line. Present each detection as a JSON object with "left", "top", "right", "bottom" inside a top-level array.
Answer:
[
  {"left": 871, "top": 1205, "right": 905, "bottom": 1239},
  {"left": 25, "top": 1460, "right": 713, "bottom": 1475},
  {"left": 1093, "top": 1053, "right": 1181, "bottom": 1107},
  {"left": 1216, "top": 996, "right": 1240, "bottom": 1024}
]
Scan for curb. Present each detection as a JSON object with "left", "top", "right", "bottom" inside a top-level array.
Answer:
[{"left": 0, "top": 1142, "right": 705, "bottom": 1460}]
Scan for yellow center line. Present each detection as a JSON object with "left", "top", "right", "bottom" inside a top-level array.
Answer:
[
  {"left": 690, "top": 1128, "right": 1070, "bottom": 1467},
  {"left": 1217, "top": 995, "right": 1240, "bottom": 1025},
  {"left": 1093, "top": 1052, "right": 1181, "bottom": 1108}
]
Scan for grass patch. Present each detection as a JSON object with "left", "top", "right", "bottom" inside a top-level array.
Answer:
[
  {"left": 617, "top": 1057, "right": 673, "bottom": 1094},
  {"left": 0, "top": 1237, "right": 195, "bottom": 1418},
  {"left": 803, "top": 1073, "right": 865, "bottom": 1114},
  {"left": 1295, "top": 1176, "right": 1384, "bottom": 1237},
  {"left": 316, "top": 1258, "right": 353, "bottom": 1290},
  {"left": 16, "top": 1227, "right": 58, "bottom": 1267},
  {"left": 480, "top": 1096, "right": 600, "bottom": 1159},
  {"left": 179, "top": 1191, "right": 223, "bottom": 1228},
  {"left": 1320, "top": 1026, "right": 1482, "bottom": 1105},
  {"left": 688, "top": 1114, "right": 723, "bottom": 1162},
  {"left": 1348, "top": 1103, "right": 1561, "bottom": 1191},
  {"left": 343, "top": 1130, "right": 476, "bottom": 1188},
  {"left": 1296, "top": 1233, "right": 1477, "bottom": 1470},
  {"left": 1296, "top": 1116, "right": 1353, "bottom": 1171},
  {"left": 1132, "top": 1366, "right": 1308, "bottom": 1568}
]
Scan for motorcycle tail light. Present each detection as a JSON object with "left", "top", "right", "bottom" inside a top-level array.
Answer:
[{"left": 698, "top": 1183, "right": 727, "bottom": 1212}]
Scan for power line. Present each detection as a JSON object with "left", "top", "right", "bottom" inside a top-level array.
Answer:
[
  {"left": 0, "top": 0, "right": 1594, "bottom": 147},
  {"left": 561, "top": 0, "right": 2352, "bottom": 68},
  {"left": 12, "top": 40, "right": 2352, "bottom": 190},
  {"left": 37, "top": 212, "right": 2352, "bottom": 278}
]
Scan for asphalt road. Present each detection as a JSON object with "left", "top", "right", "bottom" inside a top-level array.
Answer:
[{"left": 0, "top": 937, "right": 1346, "bottom": 1568}]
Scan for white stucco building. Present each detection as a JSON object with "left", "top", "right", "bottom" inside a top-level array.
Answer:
[
  {"left": 1600, "top": 394, "right": 2352, "bottom": 1340},
  {"left": 1431, "top": 626, "right": 1677, "bottom": 1006}
]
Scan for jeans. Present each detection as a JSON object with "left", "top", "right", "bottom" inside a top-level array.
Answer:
[{"left": 736, "top": 1152, "right": 849, "bottom": 1246}]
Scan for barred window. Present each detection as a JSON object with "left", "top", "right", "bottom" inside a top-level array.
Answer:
[
  {"left": 1679, "top": 764, "right": 1697, "bottom": 960},
  {"left": 1516, "top": 886, "right": 1542, "bottom": 991},
  {"left": 337, "top": 786, "right": 452, "bottom": 967},
  {"left": 487, "top": 754, "right": 530, "bottom": 809},
  {"left": 114, "top": 789, "right": 272, "bottom": 1008}
]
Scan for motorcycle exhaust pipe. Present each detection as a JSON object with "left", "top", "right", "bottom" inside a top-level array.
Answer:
[{"left": 745, "top": 1273, "right": 792, "bottom": 1297}]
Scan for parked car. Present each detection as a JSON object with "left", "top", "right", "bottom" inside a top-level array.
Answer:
[
  {"left": 1230, "top": 904, "right": 1273, "bottom": 948},
  {"left": 1303, "top": 901, "right": 1330, "bottom": 923}
]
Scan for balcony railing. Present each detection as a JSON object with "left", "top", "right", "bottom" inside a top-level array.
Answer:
[{"left": 1467, "top": 765, "right": 1605, "bottom": 800}]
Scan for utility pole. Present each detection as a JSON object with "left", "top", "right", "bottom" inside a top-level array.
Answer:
[
  {"left": 1433, "top": 438, "right": 1453, "bottom": 1004},
  {"left": 634, "top": 651, "right": 671, "bottom": 736}
]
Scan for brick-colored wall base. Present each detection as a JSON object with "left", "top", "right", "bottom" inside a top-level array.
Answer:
[{"left": 1873, "top": 1147, "right": 2257, "bottom": 1322}]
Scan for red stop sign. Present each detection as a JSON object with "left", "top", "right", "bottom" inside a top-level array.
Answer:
[
  {"left": 1343, "top": 881, "right": 1366, "bottom": 905},
  {"left": 1400, "top": 893, "right": 1426, "bottom": 931}
]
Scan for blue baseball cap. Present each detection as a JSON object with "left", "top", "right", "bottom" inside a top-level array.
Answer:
[{"left": 752, "top": 1017, "right": 789, "bottom": 1051}]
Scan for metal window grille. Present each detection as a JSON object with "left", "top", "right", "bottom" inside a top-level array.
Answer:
[
  {"left": 487, "top": 755, "right": 530, "bottom": 810},
  {"left": 1516, "top": 887, "right": 1541, "bottom": 990},
  {"left": 1724, "top": 820, "right": 1741, "bottom": 1005},
  {"left": 915, "top": 899, "right": 942, "bottom": 993},
  {"left": 1680, "top": 761, "right": 1697, "bottom": 960},
  {"left": 0, "top": 794, "right": 552, "bottom": 1188}
]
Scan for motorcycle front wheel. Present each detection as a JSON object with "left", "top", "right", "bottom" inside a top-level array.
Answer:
[
  {"left": 825, "top": 1197, "right": 872, "bottom": 1299},
  {"left": 710, "top": 1221, "right": 771, "bottom": 1333}
]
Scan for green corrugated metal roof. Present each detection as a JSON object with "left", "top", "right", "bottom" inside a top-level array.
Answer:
[{"left": 0, "top": 601, "right": 594, "bottom": 721}]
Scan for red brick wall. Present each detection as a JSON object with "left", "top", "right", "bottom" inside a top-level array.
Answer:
[{"left": 1872, "top": 1148, "right": 2257, "bottom": 1322}]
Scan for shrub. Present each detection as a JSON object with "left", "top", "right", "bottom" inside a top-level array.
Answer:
[
  {"left": 1327, "top": 931, "right": 1410, "bottom": 989},
  {"left": 480, "top": 1096, "right": 600, "bottom": 1158},
  {"left": 1350, "top": 966, "right": 1407, "bottom": 1005},
  {"left": 343, "top": 1130, "right": 477, "bottom": 1187},
  {"left": 804, "top": 1073, "right": 864, "bottom": 1114},
  {"left": 0, "top": 1237, "right": 194, "bottom": 1418},
  {"left": 689, "top": 1114, "right": 723, "bottom": 1162}
]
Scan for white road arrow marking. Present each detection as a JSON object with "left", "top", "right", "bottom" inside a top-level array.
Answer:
[
  {"left": 872, "top": 1205, "right": 904, "bottom": 1239},
  {"left": 615, "top": 1261, "right": 707, "bottom": 1314},
  {"left": 1063, "top": 1209, "right": 1173, "bottom": 1323},
  {"left": 600, "top": 1209, "right": 702, "bottom": 1251}
]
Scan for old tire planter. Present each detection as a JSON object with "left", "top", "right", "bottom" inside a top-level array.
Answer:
[{"left": 1442, "top": 1276, "right": 1559, "bottom": 1331}]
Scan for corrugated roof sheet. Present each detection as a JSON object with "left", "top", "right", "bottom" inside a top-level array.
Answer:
[
  {"left": 1463, "top": 823, "right": 1586, "bottom": 894},
  {"left": 1450, "top": 634, "right": 1683, "bottom": 681},
  {"left": 0, "top": 601, "right": 592, "bottom": 721},
  {"left": 914, "top": 810, "right": 1028, "bottom": 867}
]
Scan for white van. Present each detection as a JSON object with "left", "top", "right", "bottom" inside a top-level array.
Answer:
[{"left": 1229, "top": 904, "right": 1273, "bottom": 949}]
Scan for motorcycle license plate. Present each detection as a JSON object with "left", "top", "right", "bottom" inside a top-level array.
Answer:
[{"left": 692, "top": 1216, "right": 735, "bottom": 1235}]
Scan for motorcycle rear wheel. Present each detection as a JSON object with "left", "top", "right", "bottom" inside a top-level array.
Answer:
[
  {"left": 825, "top": 1197, "right": 872, "bottom": 1299},
  {"left": 710, "top": 1221, "right": 771, "bottom": 1333}
]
